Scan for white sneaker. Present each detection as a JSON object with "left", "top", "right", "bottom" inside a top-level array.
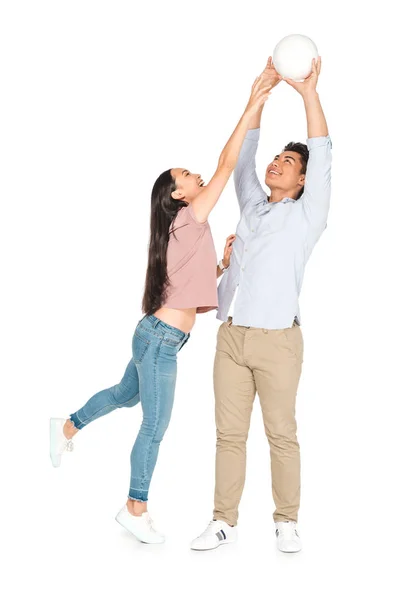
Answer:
[
  {"left": 50, "top": 418, "right": 74, "bottom": 467},
  {"left": 275, "top": 521, "right": 302, "bottom": 553},
  {"left": 191, "top": 519, "right": 237, "bottom": 551},
  {"left": 115, "top": 506, "right": 165, "bottom": 544}
]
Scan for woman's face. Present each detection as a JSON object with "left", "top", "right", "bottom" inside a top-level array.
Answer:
[{"left": 170, "top": 168, "right": 205, "bottom": 203}]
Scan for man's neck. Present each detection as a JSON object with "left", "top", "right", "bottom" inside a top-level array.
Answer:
[{"left": 268, "top": 189, "right": 298, "bottom": 203}]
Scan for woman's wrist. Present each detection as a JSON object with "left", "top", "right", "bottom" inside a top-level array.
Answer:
[
  {"left": 242, "top": 95, "right": 258, "bottom": 119},
  {"left": 242, "top": 108, "right": 255, "bottom": 122},
  {"left": 219, "top": 259, "right": 229, "bottom": 271}
]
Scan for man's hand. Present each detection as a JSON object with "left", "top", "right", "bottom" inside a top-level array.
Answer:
[
  {"left": 284, "top": 56, "right": 321, "bottom": 98},
  {"left": 222, "top": 234, "right": 236, "bottom": 268},
  {"left": 285, "top": 56, "right": 328, "bottom": 140}
]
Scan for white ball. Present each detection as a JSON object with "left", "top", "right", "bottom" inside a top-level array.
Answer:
[{"left": 273, "top": 34, "right": 318, "bottom": 82}]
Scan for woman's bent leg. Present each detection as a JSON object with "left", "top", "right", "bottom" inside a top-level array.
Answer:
[{"left": 70, "top": 358, "right": 140, "bottom": 430}]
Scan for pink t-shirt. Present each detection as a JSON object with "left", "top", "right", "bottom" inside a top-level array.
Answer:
[{"left": 163, "top": 204, "right": 218, "bottom": 313}]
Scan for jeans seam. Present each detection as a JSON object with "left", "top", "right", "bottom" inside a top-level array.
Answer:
[
  {"left": 118, "top": 392, "right": 139, "bottom": 407},
  {"left": 134, "top": 331, "right": 152, "bottom": 345},
  {"left": 134, "top": 335, "right": 152, "bottom": 365},
  {"left": 128, "top": 494, "right": 147, "bottom": 502},
  {"left": 137, "top": 326, "right": 164, "bottom": 340},
  {"left": 140, "top": 339, "right": 161, "bottom": 492},
  {"left": 70, "top": 413, "right": 85, "bottom": 429}
]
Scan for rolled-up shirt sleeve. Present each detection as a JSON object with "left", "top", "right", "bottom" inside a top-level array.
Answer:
[
  {"left": 234, "top": 128, "right": 267, "bottom": 212},
  {"left": 301, "top": 135, "right": 332, "bottom": 234}
]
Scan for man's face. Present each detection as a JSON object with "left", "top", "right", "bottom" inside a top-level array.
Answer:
[{"left": 265, "top": 151, "right": 305, "bottom": 195}]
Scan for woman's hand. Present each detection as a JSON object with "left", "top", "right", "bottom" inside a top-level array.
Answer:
[
  {"left": 244, "top": 57, "right": 281, "bottom": 117},
  {"left": 284, "top": 56, "right": 321, "bottom": 98},
  {"left": 261, "top": 56, "right": 282, "bottom": 90},
  {"left": 246, "top": 57, "right": 281, "bottom": 130},
  {"left": 190, "top": 68, "right": 273, "bottom": 223},
  {"left": 244, "top": 75, "right": 273, "bottom": 117},
  {"left": 222, "top": 234, "right": 236, "bottom": 268}
]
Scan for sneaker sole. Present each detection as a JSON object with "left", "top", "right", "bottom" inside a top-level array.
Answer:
[
  {"left": 278, "top": 547, "right": 302, "bottom": 553},
  {"left": 49, "top": 418, "right": 62, "bottom": 468},
  {"left": 191, "top": 538, "right": 237, "bottom": 551}
]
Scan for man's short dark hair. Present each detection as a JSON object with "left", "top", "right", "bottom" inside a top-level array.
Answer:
[
  {"left": 283, "top": 142, "right": 309, "bottom": 174},
  {"left": 283, "top": 142, "right": 309, "bottom": 199}
]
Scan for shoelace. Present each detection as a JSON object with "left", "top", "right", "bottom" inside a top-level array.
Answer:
[
  {"left": 277, "top": 522, "right": 298, "bottom": 540},
  {"left": 144, "top": 513, "right": 157, "bottom": 532},
  {"left": 201, "top": 520, "right": 220, "bottom": 536},
  {"left": 64, "top": 439, "right": 74, "bottom": 452}
]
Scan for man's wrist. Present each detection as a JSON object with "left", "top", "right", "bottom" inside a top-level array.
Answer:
[
  {"left": 219, "top": 259, "right": 229, "bottom": 271},
  {"left": 302, "top": 90, "right": 320, "bottom": 104}
]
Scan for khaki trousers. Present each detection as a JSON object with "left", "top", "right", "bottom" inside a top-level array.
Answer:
[{"left": 213, "top": 319, "right": 303, "bottom": 526}]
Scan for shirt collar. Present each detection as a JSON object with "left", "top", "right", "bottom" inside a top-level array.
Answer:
[{"left": 256, "top": 196, "right": 296, "bottom": 217}]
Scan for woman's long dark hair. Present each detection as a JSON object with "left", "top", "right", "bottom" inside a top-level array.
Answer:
[{"left": 142, "top": 170, "right": 187, "bottom": 315}]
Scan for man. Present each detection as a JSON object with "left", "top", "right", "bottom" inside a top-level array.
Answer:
[{"left": 191, "top": 56, "right": 332, "bottom": 552}]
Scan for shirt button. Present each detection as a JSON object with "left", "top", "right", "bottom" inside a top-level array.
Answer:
[
  {"left": 251, "top": 229, "right": 254, "bottom": 232},
  {"left": 245, "top": 249, "right": 248, "bottom": 252},
  {"left": 241, "top": 267, "right": 245, "bottom": 271}
]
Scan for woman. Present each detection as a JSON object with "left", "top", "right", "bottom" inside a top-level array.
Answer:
[{"left": 50, "top": 73, "right": 272, "bottom": 544}]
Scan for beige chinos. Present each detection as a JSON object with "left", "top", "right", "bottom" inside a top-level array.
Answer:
[{"left": 213, "top": 319, "right": 304, "bottom": 526}]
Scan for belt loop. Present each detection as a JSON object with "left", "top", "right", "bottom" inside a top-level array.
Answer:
[
  {"left": 179, "top": 334, "right": 189, "bottom": 351},
  {"left": 145, "top": 315, "right": 157, "bottom": 329}
]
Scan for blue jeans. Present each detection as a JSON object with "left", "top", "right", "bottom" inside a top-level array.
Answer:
[{"left": 69, "top": 315, "right": 190, "bottom": 501}]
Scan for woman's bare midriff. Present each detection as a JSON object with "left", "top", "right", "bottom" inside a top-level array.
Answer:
[{"left": 153, "top": 307, "right": 197, "bottom": 334}]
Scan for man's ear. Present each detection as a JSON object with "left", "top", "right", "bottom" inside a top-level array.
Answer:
[
  {"left": 171, "top": 189, "right": 184, "bottom": 200},
  {"left": 298, "top": 174, "right": 305, "bottom": 187}
]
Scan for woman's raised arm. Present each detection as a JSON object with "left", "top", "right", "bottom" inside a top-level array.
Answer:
[{"left": 191, "top": 75, "right": 273, "bottom": 223}]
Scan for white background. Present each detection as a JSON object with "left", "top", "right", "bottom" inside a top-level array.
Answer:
[{"left": 1, "top": 0, "right": 399, "bottom": 598}]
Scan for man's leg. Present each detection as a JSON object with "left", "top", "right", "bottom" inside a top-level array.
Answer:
[
  {"left": 213, "top": 322, "right": 256, "bottom": 527},
  {"left": 250, "top": 324, "right": 303, "bottom": 523}
]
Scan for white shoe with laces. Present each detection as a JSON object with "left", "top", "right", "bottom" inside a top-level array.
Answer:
[
  {"left": 115, "top": 506, "right": 165, "bottom": 544},
  {"left": 191, "top": 519, "right": 237, "bottom": 551},
  {"left": 50, "top": 418, "right": 74, "bottom": 467},
  {"left": 275, "top": 521, "right": 302, "bottom": 553}
]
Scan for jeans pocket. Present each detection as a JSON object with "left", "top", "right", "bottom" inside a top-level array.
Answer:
[
  {"left": 132, "top": 331, "right": 151, "bottom": 364},
  {"left": 159, "top": 341, "right": 180, "bottom": 361},
  {"left": 163, "top": 335, "right": 183, "bottom": 347}
]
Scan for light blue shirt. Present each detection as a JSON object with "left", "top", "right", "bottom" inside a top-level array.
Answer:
[{"left": 217, "top": 128, "right": 332, "bottom": 329}]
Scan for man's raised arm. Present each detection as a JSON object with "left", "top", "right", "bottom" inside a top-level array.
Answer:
[{"left": 284, "top": 57, "right": 332, "bottom": 232}]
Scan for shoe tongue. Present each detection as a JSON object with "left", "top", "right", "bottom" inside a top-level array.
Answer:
[
  {"left": 276, "top": 521, "right": 291, "bottom": 529},
  {"left": 214, "top": 520, "right": 228, "bottom": 528}
]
